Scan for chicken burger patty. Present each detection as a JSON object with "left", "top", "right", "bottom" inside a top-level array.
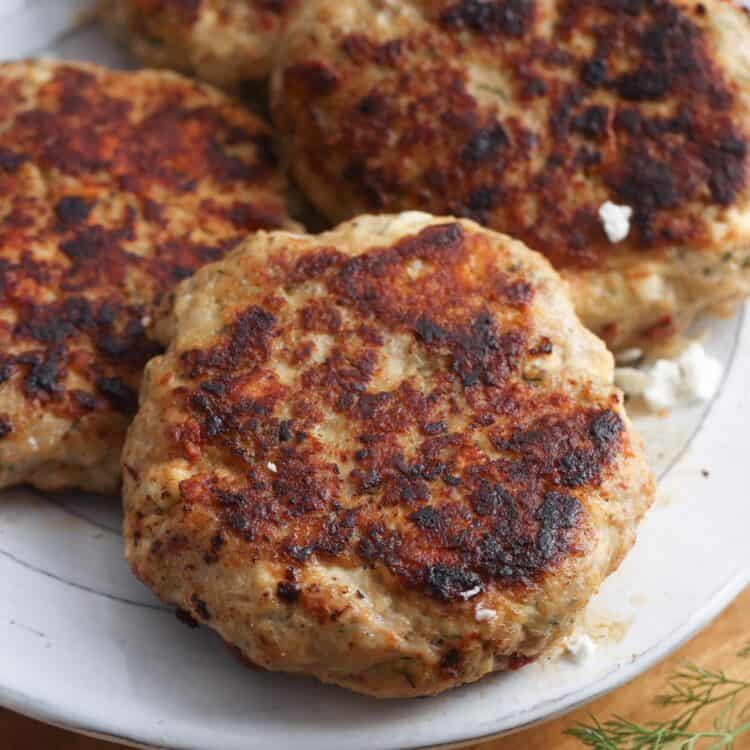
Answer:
[
  {"left": 0, "top": 60, "right": 296, "bottom": 493},
  {"left": 101, "top": 0, "right": 298, "bottom": 88},
  {"left": 123, "top": 213, "right": 654, "bottom": 697},
  {"left": 272, "top": 0, "right": 750, "bottom": 351}
]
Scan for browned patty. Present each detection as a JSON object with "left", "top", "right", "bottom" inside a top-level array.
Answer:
[
  {"left": 272, "top": 0, "right": 750, "bottom": 351},
  {"left": 101, "top": 0, "right": 299, "bottom": 87},
  {"left": 123, "top": 213, "right": 654, "bottom": 697},
  {"left": 0, "top": 60, "right": 296, "bottom": 493}
]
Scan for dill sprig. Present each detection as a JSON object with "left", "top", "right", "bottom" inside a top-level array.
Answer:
[{"left": 566, "top": 645, "right": 750, "bottom": 749}]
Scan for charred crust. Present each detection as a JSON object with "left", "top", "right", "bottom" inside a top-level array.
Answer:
[
  {"left": 95, "top": 377, "right": 138, "bottom": 414},
  {"left": 54, "top": 196, "right": 93, "bottom": 227},
  {"left": 415, "top": 317, "right": 448, "bottom": 344},
  {"left": 71, "top": 390, "right": 97, "bottom": 412},
  {"left": 439, "top": 0, "right": 535, "bottom": 38},
  {"left": 440, "top": 648, "right": 462, "bottom": 675},
  {"left": 278, "top": 420, "right": 293, "bottom": 442},
  {"left": 169, "top": 225, "right": 627, "bottom": 603},
  {"left": 276, "top": 581, "right": 300, "bottom": 602},
  {"left": 589, "top": 410, "right": 624, "bottom": 449},
  {"left": 472, "top": 480, "right": 515, "bottom": 517},
  {"left": 461, "top": 124, "right": 509, "bottom": 164},
  {"left": 203, "top": 532, "right": 225, "bottom": 564},
  {"left": 536, "top": 492, "right": 582, "bottom": 560},
  {"left": 0, "top": 415, "right": 12, "bottom": 439},
  {"left": 0, "top": 146, "right": 26, "bottom": 172},
  {"left": 580, "top": 58, "right": 607, "bottom": 88},
  {"left": 0, "top": 63, "right": 289, "bottom": 431},
  {"left": 22, "top": 351, "right": 63, "bottom": 398},
  {"left": 409, "top": 505, "right": 443, "bottom": 531},
  {"left": 572, "top": 106, "right": 609, "bottom": 140},
  {"left": 424, "top": 564, "right": 482, "bottom": 601},
  {"left": 181, "top": 306, "right": 276, "bottom": 377},
  {"left": 529, "top": 337, "right": 553, "bottom": 355}
]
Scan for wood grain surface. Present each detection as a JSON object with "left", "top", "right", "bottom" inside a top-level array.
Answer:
[{"left": 2, "top": 586, "right": 748, "bottom": 750}]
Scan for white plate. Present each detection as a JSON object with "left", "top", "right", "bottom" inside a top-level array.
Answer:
[{"left": 1, "top": 6, "right": 749, "bottom": 750}]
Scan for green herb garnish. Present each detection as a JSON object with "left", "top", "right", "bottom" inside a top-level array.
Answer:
[{"left": 567, "top": 645, "right": 750, "bottom": 749}]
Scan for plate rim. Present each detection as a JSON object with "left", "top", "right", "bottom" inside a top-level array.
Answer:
[{"left": 0, "top": 571, "right": 747, "bottom": 750}]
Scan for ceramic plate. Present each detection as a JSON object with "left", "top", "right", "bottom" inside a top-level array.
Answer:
[{"left": 1, "top": 4, "right": 749, "bottom": 749}]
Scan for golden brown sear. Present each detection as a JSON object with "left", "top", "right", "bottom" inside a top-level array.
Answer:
[
  {"left": 101, "top": 0, "right": 299, "bottom": 88},
  {"left": 272, "top": 0, "right": 750, "bottom": 351},
  {"left": 123, "top": 213, "right": 654, "bottom": 697},
  {"left": 0, "top": 60, "right": 296, "bottom": 493}
]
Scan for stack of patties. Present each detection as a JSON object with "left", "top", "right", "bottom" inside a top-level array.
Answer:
[
  {"left": 0, "top": 60, "right": 297, "bottom": 492},
  {"left": 15, "top": 0, "right": 750, "bottom": 698}
]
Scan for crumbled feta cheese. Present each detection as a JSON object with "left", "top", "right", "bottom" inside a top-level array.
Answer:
[
  {"left": 642, "top": 359, "right": 683, "bottom": 411},
  {"left": 563, "top": 633, "right": 597, "bottom": 665},
  {"left": 27, "top": 436, "right": 39, "bottom": 451},
  {"left": 141, "top": 315, "right": 152, "bottom": 328},
  {"left": 267, "top": 462, "right": 278, "bottom": 473},
  {"left": 475, "top": 606, "right": 497, "bottom": 622},
  {"left": 678, "top": 342, "right": 723, "bottom": 403},
  {"left": 599, "top": 201, "right": 633, "bottom": 243},
  {"left": 615, "top": 342, "right": 722, "bottom": 411},
  {"left": 615, "top": 348, "right": 643, "bottom": 365},
  {"left": 459, "top": 585, "right": 482, "bottom": 600}
]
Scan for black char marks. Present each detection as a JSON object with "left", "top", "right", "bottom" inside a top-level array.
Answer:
[
  {"left": 181, "top": 306, "right": 276, "bottom": 377},
  {"left": 175, "top": 608, "right": 199, "bottom": 628},
  {"left": 424, "top": 563, "right": 482, "bottom": 601},
  {"left": 610, "top": 150, "right": 683, "bottom": 241},
  {"left": 0, "top": 147, "right": 26, "bottom": 172},
  {"left": 408, "top": 308, "right": 523, "bottom": 389},
  {"left": 191, "top": 595, "right": 211, "bottom": 621},
  {"left": 706, "top": 135, "right": 747, "bottom": 206},
  {"left": 497, "top": 408, "right": 624, "bottom": 488},
  {"left": 449, "top": 312, "right": 525, "bottom": 388},
  {"left": 439, "top": 0, "right": 534, "bottom": 38},
  {"left": 589, "top": 409, "right": 623, "bottom": 449},
  {"left": 55, "top": 196, "right": 93, "bottom": 227},
  {"left": 536, "top": 492, "right": 581, "bottom": 560},
  {"left": 462, "top": 124, "right": 509, "bottom": 164},
  {"left": 472, "top": 480, "right": 515, "bottom": 518},
  {"left": 409, "top": 504, "right": 443, "bottom": 530},
  {"left": 23, "top": 350, "right": 63, "bottom": 398},
  {"left": 95, "top": 376, "right": 138, "bottom": 414},
  {"left": 277, "top": 581, "right": 300, "bottom": 602}
]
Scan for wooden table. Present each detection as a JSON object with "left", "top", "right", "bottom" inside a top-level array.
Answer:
[{"left": 3, "top": 587, "right": 748, "bottom": 750}]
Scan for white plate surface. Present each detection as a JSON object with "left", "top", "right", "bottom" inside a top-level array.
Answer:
[{"left": 0, "top": 6, "right": 749, "bottom": 750}]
